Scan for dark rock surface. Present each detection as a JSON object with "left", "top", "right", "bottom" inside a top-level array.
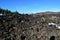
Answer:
[{"left": 0, "top": 13, "right": 60, "bottom": 40}]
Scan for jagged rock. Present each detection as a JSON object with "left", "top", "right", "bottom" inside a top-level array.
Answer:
[{"left": 0, "top": 13, "right": 60, "bottom": 40}]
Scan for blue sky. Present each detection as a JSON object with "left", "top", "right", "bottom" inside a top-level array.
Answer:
[{"left": 0, "top": 0, "right": 60, "bottom": 13}]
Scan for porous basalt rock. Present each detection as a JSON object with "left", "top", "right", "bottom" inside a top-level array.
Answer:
[{"left": 0, "top": 13, "right": 60, "bottom": 40}]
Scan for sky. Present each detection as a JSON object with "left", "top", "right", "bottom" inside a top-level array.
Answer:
[{"left": 0, "top": 0, "right": 60, "bottom": 14}]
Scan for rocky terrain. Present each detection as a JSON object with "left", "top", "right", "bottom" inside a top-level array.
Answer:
[{"left": 0, "top": 9, "right": 60, "bottom": 40}]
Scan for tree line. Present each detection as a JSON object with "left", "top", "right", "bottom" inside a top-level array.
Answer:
[{"left": 0, "top": 8, "right": 20, "bottom": 15}]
